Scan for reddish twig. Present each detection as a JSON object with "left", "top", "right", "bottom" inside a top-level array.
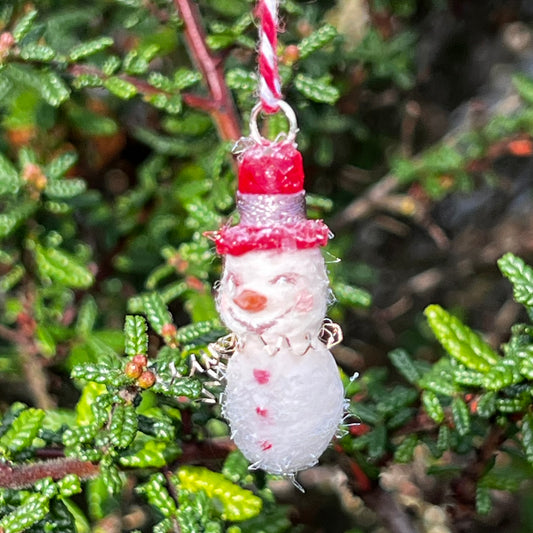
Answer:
[
  {"left": 173, "top": 0, "right": 242, "bottom": 142},
  {"left": 0, "top": 459, "right": 99, "bottom": 489}
]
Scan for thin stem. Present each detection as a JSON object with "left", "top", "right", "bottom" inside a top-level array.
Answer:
[
  {"left": 0, "top": 459, "right": 99, "bottom": 489},
  {"left": 173, "top": 0, "right": 242, "bottom": 142}
]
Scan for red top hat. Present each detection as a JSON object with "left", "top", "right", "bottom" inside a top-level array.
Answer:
[{"left": 210, "top": 140, "right": 330, "bottom": 256}]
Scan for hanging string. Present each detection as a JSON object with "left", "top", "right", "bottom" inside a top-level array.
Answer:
[{"left": 257, "top": 0, "right": 282, "bottom": 113}]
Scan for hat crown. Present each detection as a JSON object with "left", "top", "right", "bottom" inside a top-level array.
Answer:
[{"left": 238, "top": 141, "right": 304, "bottom": 194}]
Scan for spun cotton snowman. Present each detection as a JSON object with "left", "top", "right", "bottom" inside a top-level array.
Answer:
[{"left": 209, "top": 139, "right": 345, "bottom": 476}]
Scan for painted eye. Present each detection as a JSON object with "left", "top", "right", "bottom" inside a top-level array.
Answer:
[
  {"left": 226, "top": 273, "right": 241, "bottom": 291},
  {"left": 270, "top": 273, "right": 299, "bottom": 285}
]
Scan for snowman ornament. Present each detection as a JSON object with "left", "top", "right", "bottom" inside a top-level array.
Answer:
[{"left": 209, "top": 104, "right": 345, "bottom": 477}]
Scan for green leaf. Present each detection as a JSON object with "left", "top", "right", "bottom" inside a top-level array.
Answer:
[
  {"left": 513, "top": 73, "right": 533, "bottom": 105},
  {"left": 152, "top": 376, "right": 202, "bottom": 399},
  {"left": 424, "top": 305, "right": 499, "bottom": 372},
  {"left": 368, "top": 424, "right": 387, "bottom": 460},
  {"left": 0, "top": 493, "right": 49, "bottom": 533},
  {"left": 522, "top": 413, "right": 533, "bottom": 466},
  {"left": 298, "top": 24, "right": 338, "bottom": 59},
  {"left": 71, "top": 363, "right": 126, "bottom": 385},
  {"left": 451, "top": 397, "right": 470, "bottom": 436},
  {"left": 176, "top": 319, "right": 225, "bottom": 346},
  {"left": 173, "top": 68, "right": 202, "bottom": 90},
  {"left": 480, "top": 362, "right": 516, "bottom": 391},
  {"left": 476, "top": 485, "right": 491, "bottom": 515},
  {"left": 496, "top": 397, "right": 528, "bottom": 413},
  {"left": 138, "top": 473, "right": 178, "bottom": 518},
  {"left": 40, "top": 70, "right": 70, "bottom": 106},
  {"left": 124, "top": 315, "right": 148, "bottom": 355},
  {"left": 69, "top": 37, "right": 114, "bottom": 61},
  {"left": 176, "top": 466, "right": 262, "bottom": 521},
  {"left": 476, "top": 391, "right": 496, "bottom": 418},
  {"left": 75, "top": 382, "right": 108, "bottom": 425},
  {"left": 388, "top": 348, "right": 421, "bottom": 384},
  {"left": 498, "top": 253, "right": 533, "bottom": 309},
  {"left": 0, "top": 264, "right": 25, "bottom": 291},
  {"left": 44, "top": 178, "right": 86, "bottom": 199},
  {"left": 109, "top": 403, "right": 138, "bottom": 448},
  {"left": 0, "top": 152, "right": 21, "bottom": 194},
  {"left": 76, "top": 296, "right": 98, "bottom": 336},
  {"left": 437, "top": 424, "right": 450, "bottom": 452},
  {"left": 104, "top": 77, "right": 138, "bottom": 99},
  {"left": 20, "top": 43, "right": 55, "bottom": 62},
  {"left": 394, "top": 434, "right": 418, "bottom": 463},
  {"left": 0, "top": 408, "right": 45, "bottom": 453},
  {"left": 294, "top": 73, "right": 340, "bottom": 104},
  {"left": 57, "top": 474, "right": 82, "bottom": 498},
  {"left": 421, "top": 390, "right": 445, "bottom": 423},
  {"left": 333, "top": 282, "right": 372, "bottom": 308},
  {"left": 120, "top": 438, "right": 180, "bottom": 468},
  {"left": 225, "top": 68, "right": 256, "bottom": 91},
  {"left": 45, "top": 151, "right": 78, "bottom": 180},
  {"left": 12, "top": 9, "right": 38, "bottom": 42},
  {"left": 35, "top": 244, "right": 94, "bottom": 289},
  {"left": 142, "top": 293, "right": 173, "bottom": 335}
]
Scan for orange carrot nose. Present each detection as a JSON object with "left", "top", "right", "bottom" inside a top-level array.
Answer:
[{"left": 233, "top": 289, "right": 268, "bottom": 312}]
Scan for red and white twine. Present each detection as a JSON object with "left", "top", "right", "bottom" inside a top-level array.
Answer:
[{"left": 257, "top": 0, "right": 282, "bottom": 113}]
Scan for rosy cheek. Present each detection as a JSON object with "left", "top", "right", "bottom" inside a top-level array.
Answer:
[{"left": 294, "top": 289, "right": 314, "bottom": 312}]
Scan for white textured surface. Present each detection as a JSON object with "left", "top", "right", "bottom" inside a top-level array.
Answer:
[
  {"left": 216, "top": 248, "right": 329, "bottom": 350},
  {"left": 222, "top": 336, "right": 344, "bottom": 475}
]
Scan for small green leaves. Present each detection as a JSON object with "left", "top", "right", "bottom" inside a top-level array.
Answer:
[
  {"left": 12, "top": 9, "right": 38, "bottom": 42},
  {"left": 20, "top": 43, "right": 55, "bottom": 62},
  {"left": 389, "top": 348, "right": 421, "bottom": 384},
  {"left": 0, "top": 152, "right": 21, "bottom": 195},
  {"left": 424, "top": 305, "right": 499, "bottom": 372},
  {"left": 333, "top": 282, "right": 372, "bottom": 309},
  {"left": 298, "top": 24, "right": 338, "bottom": 60},
  {"left": 44, "top": 178, "right": 86, "bottom": 199},
  {"left": 119, "top": 438, "right": 180, "bottom": 468},
  {"left": 394, "top": 433, "right": 418, "bottom": 463},
  {"left": 0, "top": 407, "right": 45, "bottom": 453},
  {"left": 45, "top": 152, "right": 78, "bottom": 180},
  {"left": 521, "top": 413, "right": 533, "bottom": 465},
  {"left": 104, "top": 77, "right": 138, "bottom": 99},
  {"left": 294, "top": 73, "right": 340, "bottom": 104},
  {"left": 109, "top": 404, "right": 138, "bottom": 448},
  {"left": 152, "top": 376, "right": 202, "bottom": 399},
  {"left": 421, "top": 390, "right": 444, "bottom": 423},
  {"left": 142, "top": 293, "right": 173, "bottom": 336},
  {"left": 40, "top": 70, "right": 70, "bottom": 106},
  {"left": 0, "top": 492, "right": 49, "bottom": 533},
  {"left": 176, "top": 466, "right": 263, "bottom": 521},
  {"left": 69, "top": 37, "right": 114, "bottom": 61},
  {"left": 124, "top": 315, "right": 148, "bottom": 355},
  {"left": 498, "top": 253, "right": 533, "bottom": 309},
  {"left": 71, "top": 363, "right": 126, "bottom": 385},
  {"left": 34, "top": 244, "right": 94, "bottom": 289},
  {"left": 451, "top": 397, "right": 470, "bottom": 436},
  {"left": 476, "top": 485, "right": 491, "bottom": 515},
  {"left": 138, "top": 473, "right": 177, "bottom": 518}
]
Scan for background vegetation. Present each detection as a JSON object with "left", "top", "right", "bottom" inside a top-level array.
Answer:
[{"left": 2, "top": 0, "right": 533, "bottom": 531}]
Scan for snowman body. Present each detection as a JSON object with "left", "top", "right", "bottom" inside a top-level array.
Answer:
[
  {"left": 223, "top": 336, "right": 344, "bottom": 474},
  {"left": 211, "top": 140, "right": 345, "bottom": 475}
]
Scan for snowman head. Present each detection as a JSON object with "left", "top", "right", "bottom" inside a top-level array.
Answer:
[
  {"left": 216, "top": 247, "right": 329, "bottom": 340},
  {"left": 207, "top": 140, "right": 332, "bottom": 343}
]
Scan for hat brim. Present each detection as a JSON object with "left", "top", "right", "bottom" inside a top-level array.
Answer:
[{"left": 209, "top": 220, "right": 330, "bottom": 255}]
